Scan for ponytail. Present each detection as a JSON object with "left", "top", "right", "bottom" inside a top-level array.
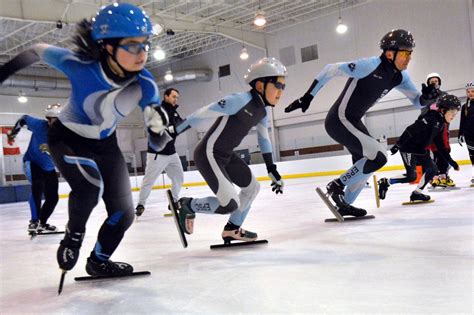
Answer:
[{"left": 72, "top": 19, "right": 102, "bottom": 60}]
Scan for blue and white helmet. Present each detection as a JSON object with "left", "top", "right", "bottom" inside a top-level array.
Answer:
[
  {"left": 466, "top": 82, "right": 474, "bottom": 90},
  {"left": 91, "top": 3, "right": 153, "bottom": 41}
]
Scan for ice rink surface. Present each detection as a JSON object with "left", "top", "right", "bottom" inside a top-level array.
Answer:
[{"left": 1, "top": 167, "right": 473, "bottom": 314}]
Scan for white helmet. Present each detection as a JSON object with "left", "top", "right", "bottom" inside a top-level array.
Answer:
[
  {"left": 466, "top": 82, "right": 474, "bottom": 90},
  {"left": 426, "top": 72, "right": 441, "bottom": 85},
  {"left": 244, "top": 57, "right": 288, "bottom": 84},
  {"left": 45, "top": 103, "right": 62, "bottom": 118}
]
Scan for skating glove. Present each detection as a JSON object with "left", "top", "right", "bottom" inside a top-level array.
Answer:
[
  {"left": 421, "top": 83, "right": 440, "bottom": 101},
  {"left": 267, "top": 164, "right": 284, "bottom": 194},
  {"left": 390, "top": 144, "right": 399, "bottom": 155},
  {"left": 143, "top": 106, "right": 168, "bottom": 134},
  {"left": 284, "top": 93, "right": 314, "bottom": 113},
  {"left": 449, "top": 160, "right": 459, "bottom": 171},
  {"left": 6, "top": 131, "right": 15, "bottom": 145},
  {"left": 458, "top": 135, "right": 464, "bottom": 146}
]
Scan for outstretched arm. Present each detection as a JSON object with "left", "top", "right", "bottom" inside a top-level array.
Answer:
[
  {"left": 285, "top": 56, "right": 381, "bottom": 113},
  {"left": 176, "top": 92, "right": 251, "bottom": 134},
  {"left": 7, "top": 116, "right": 28, "bottom": 142},
  {"left": 257, "top": 115, "right": 283, "bottom": 194},
  {"left": 397, "top": 72, "right": 440, "bottom": 109}
]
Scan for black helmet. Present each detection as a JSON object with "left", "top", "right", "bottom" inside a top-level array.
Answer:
[
  {"left": 437, "top": 94, "right": 461, "bottom": 111},
  {"left": 379, "top": 29, "right": 415, "bottom": 51}
]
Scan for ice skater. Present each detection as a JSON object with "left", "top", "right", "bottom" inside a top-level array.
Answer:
[
  {"left": 377, "top": 94, "right": 461, "bottom": 203},
  {"left": 0, "top": 3, "right": 169, "bottom": 278},
  {"left": 171, "top": 57, "right": 287, "bottom": 245},
  {"left": 285, "top": 29, "right": 439, "bottom": 218},
  {"left": 7, "top": 104, "right": 61, "bottom": 234},
  {"left": 136, "top": 87, "right": 184, "bottom": 217},
  {"left": 458, "top": 82, "right": 474, "bottom": 185}
]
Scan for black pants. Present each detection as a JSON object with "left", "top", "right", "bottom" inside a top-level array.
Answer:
[
  {"left": 25, "top": 161, "right": 58, "bottom": 223},
  {"left": 391, "top": 151, "right": 438, "bottom": 190},
  {"left": 433, "top": 150, "right": 449, "bottom": 175},
  {"left": 48, "top": 121, "right": 134, "bottom": 261},
  {"left": 466, "top": 136, "right": 474, "bottom": 165}
]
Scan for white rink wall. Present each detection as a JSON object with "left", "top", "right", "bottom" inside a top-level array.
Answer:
[{"left": 56, "top": 144, "right": 472, "bottom": 195}]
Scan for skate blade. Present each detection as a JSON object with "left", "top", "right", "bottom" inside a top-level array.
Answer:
[
  {"left": 210, "top": 240, "right": 268, "bottom": 250},
  {"left": 401, "top": 199, "right": 435, "bottom": 205},
  {"left": 163, "top": 212, "right": 173, "bottom": 217},
  {"left": 315, "top": 187, "right": 344, "bottom": 222},
  {"left": 166, "top": 189, "right": 188, "bottom": 248},
  {"left": 373, "top": 175, "right": 380, "bottom": 208},
  {"left": 325, "top": 215, "right": 375, "bottom": 223},
  {"left": 74, "top": 271, "right": 151, "bottom": 281}
]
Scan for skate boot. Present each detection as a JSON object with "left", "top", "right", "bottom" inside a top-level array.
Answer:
[
  {"left": 377, "top": 178, "right": 390, "bottom": 200},
  {"left": 431, "top": 177, "right": 441, "bottom": 188},
  {"left": 57, "top": 227, "right": 85, "bottom": 271},
  {"left": 28, "top": 220, "right": 39, "bottom": 233},
  {"left": 222, "top": 225, "right": 257, "bottom": 244},
  {"left": 135, "top": 204, "right": 145, "bottom": 217},
  {"left": 445, "top": 177, "right": 455, "bottom": 187},
  {"left": 85, "top": 256, "right": 133, "bottom": 277},
  {"left": 410, "top": 191, "right": 431, "bottom": 202},
  {"left": 326, "top": 178, "right": 350, "bottom": 208},
  {"left": 338, "top": 205, "right": 367, "bottom": 217},
  {"left": 176, "top": 197, "right": 195, "bottom": 234},
  {"left": 38, "top": 223, "right": 58, "bottom": 233}
]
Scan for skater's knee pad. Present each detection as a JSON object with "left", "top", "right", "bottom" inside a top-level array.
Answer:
[
  {"left": 215, "top": 199, "right": 239, "bottom": 214},
  {"left": 363, "top": 151, "right": 387, "bottom": 173}
]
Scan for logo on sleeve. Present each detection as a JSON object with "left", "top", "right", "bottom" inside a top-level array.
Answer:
[
  {"left": 218, "top": 99, "right": 226, "bottom": 108},
  {"left": 348, "top": 63, "right": 356, "bottom": 72}
]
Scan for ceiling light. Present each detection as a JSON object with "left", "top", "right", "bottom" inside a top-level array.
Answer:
[
  {"left": 17, "top": 91, "right": 28, "bottom": 103},
  {"left": 152, "top": 24, "right": 163, "bottom": 35},
  {"left": 153, "top": 48, "right": 166, "bottom": 61},
  {"left": 254, "top": 12, "right": 266, "bottom": 27},
  {"left": 239, "top": 47, "right": 249, "bottom": 60},
  {"left": 336, "top": 17, "right": 347, "bottom": 34},
  {"left": 164, "top": 70, "right": 173, "bottom": 82}
]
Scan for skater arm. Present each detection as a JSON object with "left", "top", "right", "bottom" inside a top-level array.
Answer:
[
  {"left": 433, "top": 132, "right": 459, "bottom": 170},
  {"left": 176, "top": 92, "right": 251, "bottom": 134},
  {"left": 458, "top": 104, "right": 466, "bottom": 137},
  {"left": 7, "top": 115, "right": 29, "bottom": 141},
  {"left": 397, "top": 72, "right": 438, "bottom": 109},
  {"left": 0, "top": 44, "right": 80, "bottom": 84},
  {"left": 285, "top": 57, "right": 379, "bottom": 113}
]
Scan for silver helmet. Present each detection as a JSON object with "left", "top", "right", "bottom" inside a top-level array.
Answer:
[{"left": 244, "top": 57, "right": 288, "bottom": 84}]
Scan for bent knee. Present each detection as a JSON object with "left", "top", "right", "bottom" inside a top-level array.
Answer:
[{"left": 215, "top": 199, "right": 239, "bottom": 214}]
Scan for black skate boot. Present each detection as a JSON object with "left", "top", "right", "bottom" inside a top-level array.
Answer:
[
  {"left": 38, "top": 222, "right": 58, "bottom": 232},
  {"left": 57, "top": 227, "right": 85, "bottom": 271},
  {"left": 85, "top": 255, "right": 133, "bottom": 277},
  {"left": 326, "top": 178, "right": 350, "bottom": 208},
  {"left": 377, "top": 178, "right": 390, "bottom": 200},
  {"left": 410, "top": 191, "right": 431, "bottom": 202},
  {"left": 338, "top": 205, "right": 367, "bottom": 217},
  {"left": 28, "top": 220, "right": 39, "bottom": 233},
  {"left": 176, "top": 197, "right": 195, "bottom": 234},
  {"left": 135, "top": 204, "right": 145, "bottom": 217}
]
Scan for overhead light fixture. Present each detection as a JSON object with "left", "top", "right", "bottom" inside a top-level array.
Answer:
[
  {"left": 239, "top": 47, "right": 249, "bottom": 60},
  {"left": 164, "top": 70, "right": 173, "bottom": 82},
  {"left": 254, "top": 12, "right": 266, "bottom": 27},
  {"left": 152, "top": 23, "right": 163, "bottom": 35},
  {"left": 17, "top": 91, "right": 28, "bottom": 103},
  {"left": 153, "top": 48, "right": 166, "bottom": 61},
  {"left": 336, "top": 17, "right": 348, "bottom": 34}
]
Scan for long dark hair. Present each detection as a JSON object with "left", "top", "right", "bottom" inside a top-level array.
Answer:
[{"left": 72, "top": 19, "right": 102, "bottom": 60}]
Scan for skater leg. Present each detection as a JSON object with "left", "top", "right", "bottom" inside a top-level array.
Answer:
[{"left": 164, "top": 153, "right": 184, "bottom": 202}]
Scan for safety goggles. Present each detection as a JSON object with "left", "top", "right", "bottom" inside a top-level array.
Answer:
[
  {"left": 397, "top": 50, "right": 412, "bottom": 58},
  {"left": 271, "top": 81, "right": 286, "bottom": 91},
  {"left": 118, "top": 41, "right": 151, "bottom": 55}
]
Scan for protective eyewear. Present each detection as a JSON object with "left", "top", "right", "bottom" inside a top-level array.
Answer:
[
  {"left": 398, "top": 50, "right": 412, "bottom": 58},
  {"left": 272, "top": 81, "right": 286, "bottom": 90},
  {"left": 118, "top": 41, "right": 151, "bottom": 55}
]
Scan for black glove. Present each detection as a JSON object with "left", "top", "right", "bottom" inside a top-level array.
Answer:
[
  {"left": 284, "top": 93, "right": 314, "bottom": 113},
  {"left": 458, "top": 135, "right": 464, "bottom": 146},
  {"left": 148, "top": 128, "right": 173, "bottom": 152},
  {"left": 449, "top": 160, "right": 459, "bottom": 171},
  {"left": 267, "top": 164, "right": 283, "bottom": 194},
  {"left": 390, "top": 144, "right": 399, "bottom": 155},
  {"left": 421, "top": 83, "right": 440, "bottom": 101}
]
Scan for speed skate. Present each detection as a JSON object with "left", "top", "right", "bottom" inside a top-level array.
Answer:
[
  {"left": 210, "top": 239, "right": 268, "bottom": 250},
  {"left": 315, "top": 187, "right": 374, "bottom": 223}
]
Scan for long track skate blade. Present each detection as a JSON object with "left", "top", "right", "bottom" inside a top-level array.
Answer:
[
  {"left": 373, "top": 175, "right": 380, "bottom": 208},
  {"left": 325, "top": 215, "right": 375, "bottom": 223},
  {"left": 315, "top": 187, "right": 344, "bottom": 222},
  {"left": 58, "top": 270, "right": 67, "bottom": 295},
  {"left": 36, "top": 231, "right": 65, "bottom": 235},
  {"left": 74, "top": 271, "right": 150, "bottom": 282},
  {"left": 210, "top": 239, "right": 268, "bottom": 250},
  {"left": 401, "top": 199, "right": 435, "bottom": 205},
  {"left": 166, "top": 190, "right": 188, "bottom": 248}
]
